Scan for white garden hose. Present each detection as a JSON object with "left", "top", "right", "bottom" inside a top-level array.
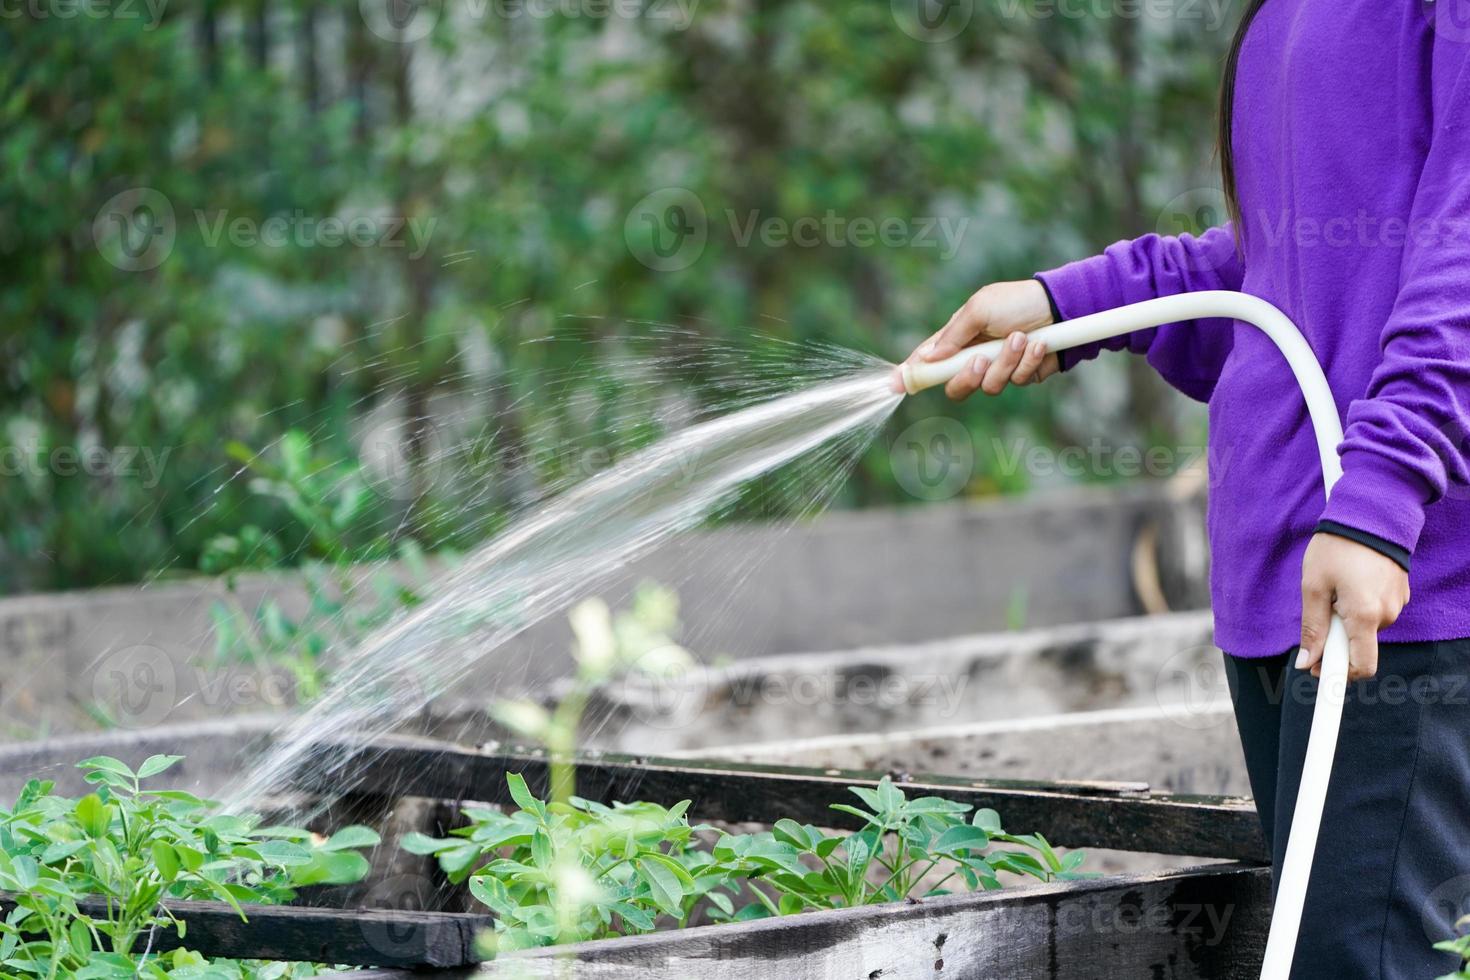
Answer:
[{"left": 901, "top": 290, "right": 1349, "bottom": 980}]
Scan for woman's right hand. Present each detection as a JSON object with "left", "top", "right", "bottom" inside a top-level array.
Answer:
[{"left": 904, "top": 279, "right": 1060, "bottom": 400}]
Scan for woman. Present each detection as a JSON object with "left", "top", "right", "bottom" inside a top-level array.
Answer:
[{"left": 903, "top": 3, "right": 1470, "bottom": 976}]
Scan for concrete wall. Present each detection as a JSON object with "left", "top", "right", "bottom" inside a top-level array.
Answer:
[
  {"left": 0, "top": 485, "right": 1207, "bottom": 739},
  {"left": 560, "top": 609, "right": 1223, "bottom": 754}
]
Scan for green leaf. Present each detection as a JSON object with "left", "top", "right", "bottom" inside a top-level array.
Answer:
[
  {"left": 39, "top": 840, "right": 89, "bottom": 864},
  {"left": 933, "top": 825, "right": 990, "bottom": 856},
  {"left": 439, "top": 844, "right": 482, "bottom": 877},
  {"left": 829, "top": 804, "right": 883, "bottom": 828},
  {"left": 253, "top": 840, "right": 313, "bottom": 867},
  {"left": 78, "top": 757, "right": 134, "bottom": 781},
  {"left": 135, "top": 755, "right": 184, "bottom": 780},
  {"left": 876, "top": 777, "right": 904, "bottom": 814},
  {"left": 906, "top": 796, "right": 971, "bottom": 816},
  {"left": 400, "top": 832, "right": 454, "bottom": 856},
  {"left": 10, "top": 857, "right": 38, "bottom": 890},
  {"left": 172, "top": 844, "right": 205, "bottom": 872},
  {"left": 506, "top": 773, "right": 541, "bottom": 813},
  {"left": 530, "top": 829, "right": 553, "bottom": 870},
  {"left": 74, "top": 794, "right": 110, "bottom": 838},
  {"left": 987, "top": 850, "right": 1050, "bottom": 880},
  {"left": 636, "top": 857, "right": 684, "bottom": 918},
  {"left": 705, "top": 890, "right": 734, "bottom": 918},
  {"left": 772, "top": 819, "right": 812, "bottom": 851},
  {"left": 641, "top": 852, "right": 696, "bottom": 889},
  {"left": 151, "top": 841, "right": 180, "bottom": 882},
  {"left": 610, "top": 901, "right": 657, "bottom": 932},
  {"left": 972, "top": 808, "right": 1003, "bottom": 832},
  {"left": 468, "top": 874, "right": 513, "bottom": 914},
  {"left": 68, "top": 918, "right": 91, "bottom": 958},
  {"left": 321, "top": 825, "right": 380, "bottom": 851},
  {"left": 292, "top": 849, "right": 372, "bottom": 886}
]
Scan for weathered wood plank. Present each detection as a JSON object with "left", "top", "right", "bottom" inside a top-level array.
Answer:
[
  {"left": 314, "top": 865, "right": 1269, "bottom": 980},
  {"left": 291, "top": 739, "right": 1268, "bottom": 862},
  {"left": 0, "top": 895, "right": 491, "bottom": 968}
]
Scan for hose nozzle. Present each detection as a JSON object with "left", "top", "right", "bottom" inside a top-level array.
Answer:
[{"left": 898, "top": 339, "right": 1007, "bottom": 395}]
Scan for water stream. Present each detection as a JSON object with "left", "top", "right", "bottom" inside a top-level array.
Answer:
[{"left": 225, "top": 359, "right": 903, "bottom": 812}]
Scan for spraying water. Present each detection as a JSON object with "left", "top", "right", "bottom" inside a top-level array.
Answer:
[{"left": 225, "top": 360, "right": 902, "bottom": 812}]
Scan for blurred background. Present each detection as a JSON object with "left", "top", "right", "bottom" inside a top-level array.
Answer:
[{"left": 2, "top": 0, "right": 1235, "bottom": 597}]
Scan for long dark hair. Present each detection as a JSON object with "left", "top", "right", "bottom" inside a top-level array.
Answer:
[{"left": 1218, "top": 0, "right": 1270, "bottom": 233}]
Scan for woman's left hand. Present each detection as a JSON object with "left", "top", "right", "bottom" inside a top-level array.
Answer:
[{"left": 1296, "top": 533, "right": 1411, "bottom": 681}]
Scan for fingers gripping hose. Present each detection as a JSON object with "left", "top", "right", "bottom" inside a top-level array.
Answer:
[{"left": 902, "top": 291, "right": 1348, "bottom": 980}]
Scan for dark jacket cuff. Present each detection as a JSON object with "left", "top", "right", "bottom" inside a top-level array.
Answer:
[
  {"left": 1314, "top": 520, "right": 1412, "bottom": 572},
  {"left": 1035, "top": 275, "right": 1063, "bottom": 325}
]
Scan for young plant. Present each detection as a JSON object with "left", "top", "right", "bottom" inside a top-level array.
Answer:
[
  {"left": 0, "top": 755, "right": 379, "bottom": 978},
  {"left": 491, "top": 584, "right": 692, "bottom": 806},
  {"left": 403, "top": 773, "right": 734, "bottom": 955},
  {"left": 476, "top": 585, "right": 695, "bottom": 948},
  {"left": 713, "top": 775, "right": 1093, "bottom": 918},
  {"left": 408, "top": 773, "right": 1094, "bottom": 956}
]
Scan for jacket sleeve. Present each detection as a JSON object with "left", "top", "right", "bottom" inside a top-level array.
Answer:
[
  {"left": 1316, "top": 29, "right": 1470, "bottom": 554},
  {"left": 1034, "top": 224, "right": 1244, "bottom": 403}
]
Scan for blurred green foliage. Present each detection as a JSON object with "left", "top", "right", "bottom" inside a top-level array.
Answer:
[{"left": 1, "top": 0, "right": 1231, "bottom": 593}]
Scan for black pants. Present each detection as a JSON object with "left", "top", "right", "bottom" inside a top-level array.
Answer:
[{"left": 1225, "top": 639, "right": 1470, "bottom": 979}]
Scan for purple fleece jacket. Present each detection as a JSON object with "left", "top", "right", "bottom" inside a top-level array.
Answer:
[{"left": 1036, "top": 1, "right": 1470, "bottom": 657}]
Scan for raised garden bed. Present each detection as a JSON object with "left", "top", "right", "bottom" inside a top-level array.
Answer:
[
  {"left": 0, "top": 726, "right": 1267, "bottom": 978},
  {"left": 0, "top": 486, "right": 1206, "bottom": 740}
]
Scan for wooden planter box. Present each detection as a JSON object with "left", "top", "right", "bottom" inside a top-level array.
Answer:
[{"left": 0, "top": 726, "right": 1267, "bottom": 978}]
